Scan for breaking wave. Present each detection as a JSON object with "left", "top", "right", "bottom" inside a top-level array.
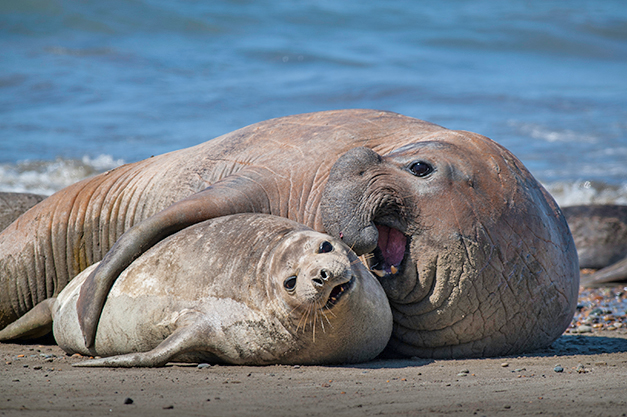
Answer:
[
  {"left": 0, "top": 155, "right": 125, "bottom": 196},
  {"left": 543, "top": 180, "right": 626, "bottom": 207}
]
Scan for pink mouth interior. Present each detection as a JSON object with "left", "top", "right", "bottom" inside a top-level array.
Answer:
[{"left": 376, "top": 224, "right": 406, "bottom": 267}]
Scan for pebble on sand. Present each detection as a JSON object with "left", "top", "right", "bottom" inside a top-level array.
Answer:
[{"left": 567, "top": 286, "right": 626, "bottom": 334}]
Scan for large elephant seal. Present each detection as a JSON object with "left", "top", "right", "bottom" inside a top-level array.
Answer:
[
  {"left": 0, "top": 109, "right": 579, "bottom": 359},
  {"left": 0, "top": 214, "right": 393, "bottom": 366}
]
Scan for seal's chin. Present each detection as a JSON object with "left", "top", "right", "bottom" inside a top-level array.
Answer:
[
  {"left": 324, "top": 276, "right": 355, "bottom": 309},
  {"left": 367, "top": 224, "right": 407, "bottom": 279}
]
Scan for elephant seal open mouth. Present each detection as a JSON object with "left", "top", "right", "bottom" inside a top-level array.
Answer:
[
  {"left": 0, "top": 214, "right": 392, "bottom": 367},
  {"left": 368, "top": 224, "right": 408, "bottom": 278}
]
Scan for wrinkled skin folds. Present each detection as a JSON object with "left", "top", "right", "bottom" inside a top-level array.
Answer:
[{"left": 0, "top": 109, "right": 579, "bottom": 358}]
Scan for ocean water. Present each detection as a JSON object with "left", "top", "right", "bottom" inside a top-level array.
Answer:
[{"left": 0, "top": 0, "right": 625, "bottom": 205}]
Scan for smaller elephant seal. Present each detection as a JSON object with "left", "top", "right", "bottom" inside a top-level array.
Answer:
[{"left": 0, "top": 214, "right": 392, "bottom": 367}]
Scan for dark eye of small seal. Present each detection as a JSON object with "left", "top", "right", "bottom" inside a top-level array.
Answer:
[
  {"left": 284, "top": 275, "right": 297, "bottom": 291},
  {"left": 318, "top": 241, "right": 333, "bottom": 253},
  {"left": 409, "top": 161, "right": 433, "bottom": 177}
]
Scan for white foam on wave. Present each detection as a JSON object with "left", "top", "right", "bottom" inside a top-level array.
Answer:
[
  {"left": 0, "top": 155, "right": 125, "bottom": 196},
  {"left": 508, "top": 120, "right": 599, "bottom": 143},
  {"left": 543, "top": 180, "right": 627, "bottom": 207}
]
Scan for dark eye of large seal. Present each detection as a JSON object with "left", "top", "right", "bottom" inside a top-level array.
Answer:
[
  {"left": 283, "top": 275, "right": 297, "bottom": 292},
  {"left": 408, "top": 161, "right": 433, "bottom": 177},
  {"left": 318, "top": 241, "right": 333, "bottom": 253}
]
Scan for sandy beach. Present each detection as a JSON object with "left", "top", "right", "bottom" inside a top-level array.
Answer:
[
  {"left": 1, "top": 286, "right": 625, "bottom": 417},
  {"left": 1, "top": 3, "right": 625, "bottom": 416}
]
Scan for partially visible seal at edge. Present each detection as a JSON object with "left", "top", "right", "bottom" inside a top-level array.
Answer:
[
  {"left": 563, "top": 204, "right": 626, "bottom": 287},
  {"left": 0, "top": 192, "right": 46, "bottom": 232}
]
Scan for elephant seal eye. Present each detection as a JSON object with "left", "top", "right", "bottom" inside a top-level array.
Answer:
[
  {"left": 409, "top": 161, "right": 433, "bottom": 177},
  {"left": 284, "top": 275, "right": 297, "bottom": 291},
  {"left": 318, "top": 241, "right": 333, "bottom": 253}
]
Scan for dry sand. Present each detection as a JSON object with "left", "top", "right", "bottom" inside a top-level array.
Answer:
[{"left": 1, "top": 287, "right": 626, "bottom": 417}]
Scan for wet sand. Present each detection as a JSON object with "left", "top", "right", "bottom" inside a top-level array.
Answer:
[{"left": 1, "top": 286, "right": 626, "bottom": 417}]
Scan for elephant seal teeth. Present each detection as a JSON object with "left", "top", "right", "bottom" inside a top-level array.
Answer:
[
  {"left": 369, "top": 223, "right": 407, "bottom": 278},
  {"left": 370, "top": 266, "right": 400, "bottom": 278},
  {"left": 371, "top": 269, "right": 386, "bottom": 278},
  {"left": 361, "top": 250, "right": 401, "bottom": 278}
]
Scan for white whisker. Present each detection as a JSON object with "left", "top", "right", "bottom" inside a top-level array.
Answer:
[
  {"left": 311, "top": 306, "right": 316, "bottom": 343},
  {"left": 316, "top": 300, "right": 326, "bottom": 334}
]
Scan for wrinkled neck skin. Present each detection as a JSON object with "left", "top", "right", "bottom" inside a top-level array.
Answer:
[{"left": 321, "top": 133, "right": 579, "bottom": 358}]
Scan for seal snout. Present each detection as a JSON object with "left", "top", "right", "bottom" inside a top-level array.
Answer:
[
  {"left": 311, "top": 269, "right": 331, "bottom": 287},
  {"left": 310, "top": 266, "right": 354, "bottom": 309},
  {"left": 306, "top": 249, "right": 355, "bottom": 310},
  {"left": 325, "top": 275, "right": 355, "bottom": 309}
]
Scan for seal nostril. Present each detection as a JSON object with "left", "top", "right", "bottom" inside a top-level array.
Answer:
[
  {"left": 320, "top": 269, "right": 329, "bottom": 280},
  {"left": 312, "top": 277, "right": 324, "bottom": 287}
]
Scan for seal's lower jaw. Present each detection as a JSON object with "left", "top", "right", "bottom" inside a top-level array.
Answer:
[
  {"left": 367, "top": 224, "right": 408, "bottom": 279},
  {"left": 324, "top": 276, "right": 355, "bottom": 309}
]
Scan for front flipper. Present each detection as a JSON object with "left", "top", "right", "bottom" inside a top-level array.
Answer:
[
  {"left": 74, "top": 317, "right": 210, "bottom": 367},
  {"left": 0, "top": 298, "right": 55, "bottom": 341},
  {"left": 75, "top": 299, "right": 294, "bottom": 367},
  {"left": 77, "top": 174, "right": 271, "bottom": 348}
]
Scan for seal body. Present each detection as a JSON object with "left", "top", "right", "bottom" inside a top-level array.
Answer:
[
  {"left": 1, "top": 214, "right": 393, "bottom": 366},
  {"left": 0, "top": 109, "right": 579, "bottom": 359}
]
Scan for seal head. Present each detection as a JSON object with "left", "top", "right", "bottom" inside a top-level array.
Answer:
[
  {"left": 322, "top": 133, "right": 579, "bottom": 358},
  {"left": 267, "top": 230, "right": 393, "bottom": 364}
]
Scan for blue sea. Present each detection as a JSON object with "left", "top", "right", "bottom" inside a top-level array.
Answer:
[{"left": 0, "top": 0, "right": 626, "bottom": 206}]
